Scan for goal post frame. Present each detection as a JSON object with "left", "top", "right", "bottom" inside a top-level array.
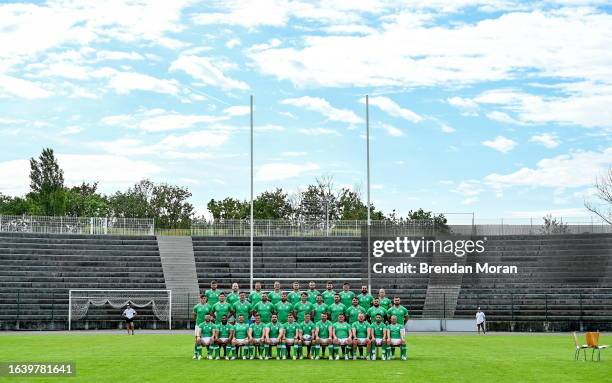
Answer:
[{"left": 68, "top": 289, "right": 172, "bottom": 331}]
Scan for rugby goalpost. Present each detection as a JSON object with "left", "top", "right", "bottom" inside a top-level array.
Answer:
[{"left": 68, "top": 289, "right": 172, "bottom": 331}]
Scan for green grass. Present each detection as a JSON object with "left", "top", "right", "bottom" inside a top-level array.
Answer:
[{"left": 0, "top": 333, "right": 609, "bottom": 382}]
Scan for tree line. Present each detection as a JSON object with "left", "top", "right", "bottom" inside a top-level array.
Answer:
[{"left": 0, "top": 148, "right": 448, "bottom": 229}]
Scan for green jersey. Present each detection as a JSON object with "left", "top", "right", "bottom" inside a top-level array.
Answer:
[
  {"left": 217, "top": 323, "right": 233, "bottom": 338},
  {"left": 226, "top": 292, "right": 240, "bottom": 305},
  {"left": 212, "top": 301, "right": 231, "bottom": 323},
  {"left": 332, "top": 322, "right": 351, "bottom": 339},
  {"left": 266, "top": 322, "right": 282, "bottom": 338},
  {"left": 254, "top": 301, "right": 274, "bottom": 323},
  {"left": 248, "top": 291, "right": 263, "bottom": 305},
  {"left": 283, "top": 322, "right": 300, "bottom": 339},
  {"left": 233, "top": 300, "right": 251, "bottom": 322},
  {"left": 315, "top": 320, "right": 331, "bottom": 338},
  {"left": 346, "top": 305, "right": 367, "bottom": 324},
  {"left": 370, "top": 321, "right": 387, "bottom": 339},
  {"left": 328, "top": 302, "right": 346, "bottom": 322},
  {"left": 312, "top": 303, "right": 328, "bottom": 322},
  {"left": 274, "top": 301, "right": 293, "bottom": 323},
  {"left": 204, "top": 289, "right": 221, "bottom": 305},
  {"left": 293, "top": 301, "right": 313, "bottom": 322},
  {"left": 268, "top": 290, "right": 283, "bottom": 305},
  {"left": 378, "top": 297, "right": 392, "bottom": 310},
  {"left": 358, "top": 293, "right": 374, "bottom": 309},
  {"left": 339, "top": 290, "right": 355, "bottom": 307},
  {"left": 321, "top": 290, "right": 336, "bottom": 306},
  {"left": 367, "top": 306, "right": 387, "bottom": 322},
  {"left": 234, "top": 322, "right": 250, "bottom": 339},
  {"left": 306, "top": 289, "right": 320, "bottom": 304},
  {"left": 287, "top": 291, "right": 302, "bottom": 305},
  {"left": 197, "top": 321, "right": 216, "bottom": 337},
  {"left": 301, "top": 321, "right": 316, "bottom": 336},
  {"left": 193, "top": 303, "right": 211, "bottom": 325},
  {"left": 388, "top": 323, "right": 404, "bottom": 339},
  {"left": 250, "top": 322, "right": 265, "bottom": 338},
  {"left": 387, "top": 305, "right": 409, "bottom": 324},
  {"left": 353, "top": 321, "right": 370, "bottom": 338}
]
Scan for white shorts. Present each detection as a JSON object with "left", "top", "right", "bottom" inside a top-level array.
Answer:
[
  {"left": 302, "top": 335, "right": 312, "bottom": 344},
  {"left": 356, "top": 338, "right": 368, "bottom": 345},
  {"left": 268, "top": 338, "right": 278, "bottom": 345},
  {"left": 285, "top": 338, "right": 295, "bottom": 345},
  {"left": 390, "top": 339, "right": 402, "bottom": 346},
  {"left": 318, "top": 337, "right": 330, "bottom": 345},
  {"left": 374, "top": 338, "right": 383, "bottom": 346},
  {"left": 219, "top": 337, "right": 229, "bottom": 343},
  {"left": 234, "top": 338, "right": 247, "bottom": 346},
  {"left": 252, "top": 337, "right": 262, "bottom": 344},
  {"left": 200, "top": 337, "right": 212, "bottom": 345},
  {"left": 336, "top": 338, "right": 349, "bottom": 345}
]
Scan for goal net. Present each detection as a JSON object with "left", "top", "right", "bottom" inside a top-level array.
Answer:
[{"left": 68, "top": 289, "right": 172, "bottom": 331}]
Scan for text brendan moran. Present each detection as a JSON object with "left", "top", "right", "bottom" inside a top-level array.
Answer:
[{"left": 372, "top": 262, "right": 518, "bottom": 274}]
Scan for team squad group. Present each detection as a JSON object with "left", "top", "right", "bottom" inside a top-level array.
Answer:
[{"left": 192, "top": 280, "right": 409, "bottom": 361}]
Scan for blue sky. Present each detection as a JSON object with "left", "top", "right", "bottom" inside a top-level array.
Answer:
[{"left": 0, "top": 0, "right": 611, "bottom": 223}]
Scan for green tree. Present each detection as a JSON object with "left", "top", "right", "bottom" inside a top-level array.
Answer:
[
  {"left": 295, "top": 176, "right": 339, "bottom": 221},
  {"left": 207, "top": 197, "right": 249, "bottom": 220},
  {"left": 109, "top": 179, "right": 155, "bottom": 219},
  {"left": 337, "top": 188, "right": 385, "bottom": 220},
  {"left": 407, "top": 208, "right": 449, "bottom": 233},
  {"left": 253, "top": 188, "right": 293, "bottom": 219},
  {"left": 28, "top": 148, "right": 67, "bottom": 215},
  {"left": 65, "top": 182, "right": 110, "bottom": 217},
  {"left": 150, "top": 183, "right": 194, "bottom": 228},
  {"left": 0, "top": 193, "right": 34, "bottom": 215}
]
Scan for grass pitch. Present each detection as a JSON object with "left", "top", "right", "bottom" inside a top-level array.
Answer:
[{"left": 0, "top": 332, "right": 609, "bottom": 382}]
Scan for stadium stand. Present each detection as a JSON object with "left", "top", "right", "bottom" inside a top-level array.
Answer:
[{"left": 0, "top": 232, "right": 166, "bottom": 330}]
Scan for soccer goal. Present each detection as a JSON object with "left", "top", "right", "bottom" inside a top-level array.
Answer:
[{"left": 68, "top": 289, "right": 172, "bottom": 331}]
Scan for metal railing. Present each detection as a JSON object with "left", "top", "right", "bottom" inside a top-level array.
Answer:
[{"left": 0, "top": 215, "right": 154, "bottom": 236}]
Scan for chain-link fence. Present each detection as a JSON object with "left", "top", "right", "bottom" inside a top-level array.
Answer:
[{"left": 0, "top": 215, "right": 154, "bottom": 236}]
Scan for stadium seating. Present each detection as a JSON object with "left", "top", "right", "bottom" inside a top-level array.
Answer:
[{"left": 0, "top": 232, "right": 166, "bottom": 330}]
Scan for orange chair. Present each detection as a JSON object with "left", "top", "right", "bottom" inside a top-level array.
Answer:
[
  {"left": 573, "top": 332, "right": 588, "bottom": 361},
  {"left": 585, "top": 332, "right": 608, "bottom": 362}
]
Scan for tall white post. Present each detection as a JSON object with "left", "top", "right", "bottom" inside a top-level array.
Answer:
[
  {"left": 366, "top": 95, "right": 371, "bottom": 292},
  {"left": 250, "top": 95, "right": 254, "bottom": 292},
  {"left": 68, "top": 290, "right": 72, "bottom": 331},
  {"left": 168, "top": 290, "right": 172, "bottom": 330}
]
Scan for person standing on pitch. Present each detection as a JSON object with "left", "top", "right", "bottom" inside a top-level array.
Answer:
[
  {"left": 122, "top": 303, "right": 137, "bottom": 335},
  {"left": 476, "top": 307, "right": 486, "bottom": 334}
]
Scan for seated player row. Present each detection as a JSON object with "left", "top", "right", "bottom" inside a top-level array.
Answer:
[
  {"left": 193, "top": 311, "right": 407, "bottom": 361},
  {"left": 193, "top": 281, "right": 409, "bottom": 325}
]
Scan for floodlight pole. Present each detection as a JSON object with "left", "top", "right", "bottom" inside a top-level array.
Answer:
[
  {"left": 250, "top": 95, "right": 254, "bottom": 292},
  {"left": 366, "top": 95, "right": 371, "bottom": 292}
]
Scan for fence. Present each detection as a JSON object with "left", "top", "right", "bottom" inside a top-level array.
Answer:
[{"left": 0, "top": 215, "right": 154, "bottom": 236}]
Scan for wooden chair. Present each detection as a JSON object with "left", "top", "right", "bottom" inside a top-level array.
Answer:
[
  {"left": 586, "top": 332, "right": 609, "bottom": 362},
  {"left": 573, "top": 332, "right": 588, "bottom": 361}
]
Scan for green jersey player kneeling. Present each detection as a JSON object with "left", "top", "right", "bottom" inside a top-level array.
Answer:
[
  {"left": 194, "top": 314, "right": 216, "bottom": 360},
  {"left": 386, "top": 315, "right": 407, "bottom": 360}
]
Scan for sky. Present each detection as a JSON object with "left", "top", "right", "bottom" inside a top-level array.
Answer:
[{"left": 0, "top": 0, "right": 611, "bottom": 223}]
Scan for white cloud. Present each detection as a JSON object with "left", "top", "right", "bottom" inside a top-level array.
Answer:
[
  {"left": 223, "top": 106, "right": 250, "bottom": 117},
  {"left": 256, "top": 162, "right": 320, "bottom": 181},
  {"left": 486, "top": 111, "right": 526, "bottom": 125},
  {"left": 59, "top": 126, "right": 83, "bottom": 135},
  {"left": 379, "top": 123, "right": 403, "bottom": 137},
  {"left": 225, "top": 38, "right": 241, "bottom": 48},
  {"left": 447, "top": 96, "right": 479, "bottom": 114},
  {"left": 297, "top": 128, "right": 340, "bottom": 136},
  {"left": 529, "top": 133, "right": 560, "bottom": 148},
  {"left": 365, "top": 96, "right": 423, "bottom": 123},
  {"left": 485, "top": 147, "right": 612, "bottom": 189},
  {"left": 95, "top": 51, "right": 144, "bottom": 61},
  {"left": 440, "top": 123, "right": 456, "bottom": 133},
  {"left": 481, "top": 136, "right": 517, "bottom": 153},
  {"left": 0, "top": 155, "right": 162, "bottom": 196},
  {"left": 100, "top": 109, "right": 236, "bottom": 133},
  {"left": 107, "top": 72, "right": 180, "bottom": 95},
  {"left": 170, "top": 55, "right": 249, "bottom": 90},
  {"left": 0, "top": 74, "right": 52, "bottom": 99},
  {"left": 282, "top": 96, "right": 362, "bottom": 124}
]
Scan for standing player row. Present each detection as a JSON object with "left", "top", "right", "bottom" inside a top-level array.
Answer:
[{"left": 193, "top": 281, "right": 409, "bottom": 325}]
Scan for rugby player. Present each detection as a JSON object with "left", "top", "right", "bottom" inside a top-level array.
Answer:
[
  {"left": 339, "top": 282, "right": 355, "bottom": 307},
  {"left": 204, "top": 280, "right": 221, "bottom": 305},
  {"left": 274, "top": 291, "right": 293, "bottom": 323},
  {"left": 294, "top": 292, "right": 314, "bottom": 322},
  {"left": 253, "top": 292, "right": 274, "bottom": 323},
  {"left": 193, "top": 314, "right": 216, "bottom": 360},
  {"left": 377, "top": 288, "right": 391, "bottom": 310},
  {"left": 328, "top": 293, "right": 346, "bottom": 322},
  {"left": 212, "top": 292, "right": 232, "bottom": 324},
  {"left": 321, "top": 281, "right": 336, "bottom": 306},
  {"left": 287, "top": 281, "right": 302, "bottom": 305},
  {"left": 248, "top": 281, "right": 263, "bottom": 305},
  {"left": 314, "top": 312, "right": 332, "bottom": 360},
  {"left": 264, "top": 313, "right": 283, "bottom": 359},
  {"left": 387, "top": 296, "right": 409, "bottom": 325},
  {"left": 214, "top": 315, "right": 234, "bottom": 360},
  {"left": 192, "top": 294, "right": 211, "bottom": 326},
  {"left": 386, "top": 315, "right": 407, "bottom": 360},
  {"left": 331, "top": 313, "right": 352, "bottom": 360},
  {"left": 346, "top": 297, "right": 367, "bottom": 324},
  {"left": 369, "top": 313, "right": 388, "bottom": 360},
  {"left": 281, "top": 313, "right": 301, "bottom": 360},
  {"left": 312, "top": 294, "right": 328, "bottom": 322},
  {"left": 300, "top": 313, "right": 316, "bottom": 359},
  {"left": 352, "top": 313, "right": 371, "bottom": 360},
  {"left": 358, "top": 285, "right": 374, "bottom": 309},
  {"left": 268, "top": 281, "right": 283, "bottom": 305},
  {"left": 367, "top": 298, "right": 387, "bottom": 323},
  {"left": 232, "top": 314, "right": 251, "bottom": 359},
  {"left": 306, "top": 281, "right": 320, "bottom": 304},
  {"left": 249, "top": 314, "right": 266, "bottom": 359},
  {"left": 226, "top": 282, "right": 240, "bottom": 305}
]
